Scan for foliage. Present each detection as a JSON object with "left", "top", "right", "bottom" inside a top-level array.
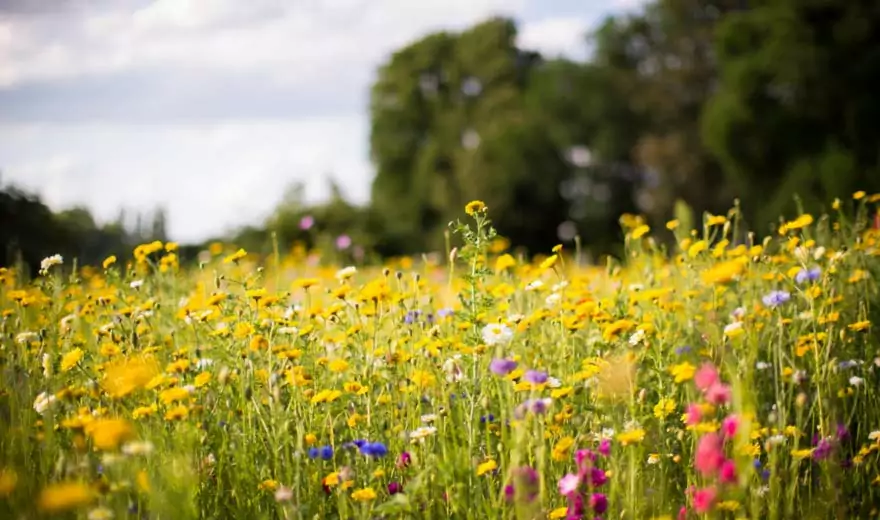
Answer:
[{"left": 2, "top": 194, "right": 880, "bottom": 519}]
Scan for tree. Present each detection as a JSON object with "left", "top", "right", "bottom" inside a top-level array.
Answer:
[{"left": 702, "top": 0, "right": 880, "bottom": 227}]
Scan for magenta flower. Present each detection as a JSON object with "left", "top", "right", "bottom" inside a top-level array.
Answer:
[
  {"left": 693, "top": 486, "right": 717, "bottom": 513},
  {"left": 598, "top": 438, "right": 611, "bottom": 456},
  {"left": 396, "top": 451, "right": 411, "bottom": 469},
  {"left": 299, "top": 215, "right": 314, "bottom": 230},
  {"left": 722, "top": 414, "right": 739, "bottom": 438},
  {"left": 589, "top": 493, "right": 608, "bottom": 514},
  {"left": 387, "top": 481, "right": 403, "bottom": 494},
  {"left": 686, "top": 403, "right": 702, "bottom": 425},
  {"left": 719, "top": 459, "right": 737, "bottom": 484}
]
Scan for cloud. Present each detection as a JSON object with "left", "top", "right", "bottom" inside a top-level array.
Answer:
[
  {"left": 0, "top": 118, "right": 369, "bottom": 242},
  {"left": 0, "top": 0, "right": 624, "bottom": 242}
]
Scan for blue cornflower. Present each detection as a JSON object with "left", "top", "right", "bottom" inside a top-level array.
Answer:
[
  {"left": 480, "top": 414, "right": 495, "bottom": 424},
  {"left": 359, "top": 442, "right": 388, "bottom": 457},
  {"left": 795, "top": 267, "right": 822, "bottom": 285},
  {"left": 404, "top": 310, "right": 422, "bottom": 324},
  {"left": 762, "top": 290, "right": 791, "bottom": 308},
  {"left": 309, "top": 445, "right": 333, "bottom": 459}
]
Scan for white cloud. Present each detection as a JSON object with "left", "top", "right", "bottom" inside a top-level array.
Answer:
[
  {"left": 0, "top": 118, "right": 368, "bottom": 242},
  {"left": 518, "top": 17, "right": 590, "bottom": 60},
  {"left": 0, "top": 0, "right": 624, "bottom": 243}
]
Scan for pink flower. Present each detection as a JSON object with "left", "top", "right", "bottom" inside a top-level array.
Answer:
[
  {"left": 692, "top": 486, "right": 717, "bottom": 513},
  {"left": 685, "top": 403, "right": 702, "bottom": 425},
  {"left": 558, "top": 473, "right": 581, "bottom": 496},
  {"left": 678, "top": 506, "right": 688, "bottom": 520},
  {"left": 694, "top": 433, "right": 725, "bottom": 476},
  {"left": 719, "top": 459, "right": 738, "bottom": 484},
  {"left": 694, "top": 362, "right": 719, "bottom": 391},
  {"left": 705, "top": 383, "right": 732, "bottom": 405},
  {"left": 598, "top": 438, "right": 611, "bottom": 456},
  {"left": 722, "top": 414, "right": 739, "bottom": 438}
]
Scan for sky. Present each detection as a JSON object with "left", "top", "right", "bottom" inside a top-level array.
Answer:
[{"left": 0, "top": 0, "right": 644, "bottom": 243}]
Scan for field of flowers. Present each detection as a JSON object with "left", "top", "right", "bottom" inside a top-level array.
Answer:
[{"left": 2, "top": 195, "right": 880, "bottom": 520}]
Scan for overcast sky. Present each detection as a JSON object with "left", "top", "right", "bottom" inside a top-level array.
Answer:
[{"left": 0, "top": 0, "right": 642, "bottom": 243}]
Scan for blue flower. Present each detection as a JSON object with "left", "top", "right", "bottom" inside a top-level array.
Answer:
[
  {"left": 359, "top": 442, "right": 388, "bottom": 457},
  {"left": 320, "top": 445, "right": 333, "bottom": 460},
  {"left": 404, "top": 310, "right": 422, "bottom": 324},
  {"left": 795, "top": 267, "right": 822, "bottom": 285},
  {"left": 762, "top": 290, "right": 791, "bottom": 308},
  {"left": 437, "top": 308, "right": 455, "bottom": 319},
  {"left": 674, "top": 345, "right": 692, "bottom": 355},
  {"left": 480, "top": 414, "right": 495, "bottom": 424}
]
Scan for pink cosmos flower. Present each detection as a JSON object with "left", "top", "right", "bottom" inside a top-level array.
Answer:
[
  {"left": 686, "top": 403, "right": 702, "bottom": 425},
  {"left": 694, "top": 363, "right": 719, "bottom": 391},
  {"left": 719, "top": 459, "right": 738, "bottom": 484},
  {"left": 722, "top": 414, "right": 739, "bottom": 438},
  {"left": 693, "top": 486, "right": 717, "bottom": 513},
  {"left": 705, "top": 383, "right": 732, "bottom": 405},
  {"left": 695, "top": 433, "right": 725, "bottom": 476},
  {"left": 558, "top": 473, "right": 581, "bottom": 496}
]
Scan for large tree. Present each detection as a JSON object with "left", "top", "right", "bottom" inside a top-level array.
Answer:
[{"left": 702, "top": 0, "right": 880, "bottom": 227}]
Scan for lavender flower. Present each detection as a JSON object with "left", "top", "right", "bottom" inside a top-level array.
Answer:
[
  {"left": 795, "top": 267, "right": 822, "bottom": 284},
  {"left": 524, "top": 370, "right": 548, "bottom": 385},
  {"left": 490, "top": 358, "right": 517, "bottom": 376},
  {"left": 762, "top": 290, "right": 791, "bottom": 308}
]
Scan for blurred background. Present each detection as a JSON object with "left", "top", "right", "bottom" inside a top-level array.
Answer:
[{"left": 2, "top": 0, "right": 880, "bottom": 274}]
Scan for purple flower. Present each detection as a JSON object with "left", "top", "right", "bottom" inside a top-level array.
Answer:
[
  {"left": 404, "top": 310, "right": 422, "bottom": 324},
  {"left": 598, "top": 438, "right": 611, "bottom": 457},
  {"left": 523, "top": 370, "right": 548, "bottom": 384},
  {"left": 387, "top": 481, "right": 403, "bottom": 494},
  {"left": 506, "top": 466, "right": 539, "bottom": 503},
  {"left": 515, "top": 398, "right": 553, "bottom": 418},
  {"left": 299, "top": 215, "right": 314, "bottom": 230},
  {"left": 490, "top": 358, "right": 517, "bottom": 376},
  {"left": 590, "top": 493, "right": 608, "bottom": 514},
  {"left": 813, "top": 438, "right": 833, "bottom": 460},
  {"left": 396, "top": 451, "right": 411, "bottom": 468},
  {"left": 437, "top": 308, "right": 455, "bottom": 319},
  {"left": 336, "top": 234, "right": 352, "bottom": 250},
  {"left": 795, "top": 267, "right": 822, "bottom": 284},
  {"left": 762, "top": 290, "right": 791, "bottom": 308},
  {"left": 587, "top": 467, "right": 607, "bottom": 487}
]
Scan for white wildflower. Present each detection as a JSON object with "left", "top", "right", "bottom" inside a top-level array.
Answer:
[
  {"left": 33, "top": 391, "right": 56, "bottom": 415},
  {"left": 849, "top": 376, "right": 864, "bottom": 387},
  {"left": 122, "top": 441, "right": 155, "bottom": 456},
  {"left": 130, "top": 279, "right": 144, "bottom": 289},
  {"left": 335, "top": 266, "right": 357, "bottom": 281},
  {"left": 39, "top": 254, "right": 63, "bottom": 275},
  {"left": 481, "top": 323, "right": 513, "bottom": 346},
  {"left": 525, "top": 280, "right": 544, "bottom": 291}
]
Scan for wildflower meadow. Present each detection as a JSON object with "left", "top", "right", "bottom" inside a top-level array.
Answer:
[{"left": 2, "top": 193, "right": 880, "bottom": 520}]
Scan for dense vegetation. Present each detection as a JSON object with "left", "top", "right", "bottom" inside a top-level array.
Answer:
[{"left": 1, "top": 194, "right": 879, "bottom": 519}]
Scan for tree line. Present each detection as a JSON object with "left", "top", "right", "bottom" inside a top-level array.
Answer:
[{"left": 4, "top": 0, "right": 880, "bottom": 271}]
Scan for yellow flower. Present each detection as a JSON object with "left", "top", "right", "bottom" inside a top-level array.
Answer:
[
  {"left": 409, "top": 370, "right": 436, "bottom": 388},
  {"left": 84, "top": 418, "right": 134, "bottom": 450},
  {"left": 688, "top": 240, "right": 708, "bottom": 258},
  {"left": 102, "top": 256, "right": 117, "bottom": 269},
  {"left": 617, "top": 429, "right": 646, "bottom": 446},
  {"left": 38, "top": 481, "right": 94, "bottom": 512},
  {"left": 848, "top": 320, "right": 871, "bottom": 332},
  {"left": 716, "top": 500, "right": 740, "bottom": 511},
  {"left": 194, "top": 372, "right": 212, "bottom": 388},
  {"left": 223, "top": 248, "right": 247, "bottom": 264},
  {"left": 258, "top": 479, "right": 278, "bottom": 491},
  {"left": 791, "top": 449, "right": 814, "bottom": 459},
  {"left": 292, "top": 278, "right": 321, "bottom": 290},
  {"left": 476, "top": 459, "right": 497, "bottom": 476},
  {"left": 351, "top": 487, "right": 377, "bottom": 501},
  {"left": 132, "top": 405, "right": 157, "bottom": 420},
  {"left": 779, "top": 214, "right": 813, "bottom": 234},
  {"left": 323, "top": 472, "right": 340, "bottom": 487},
  {"left": 670, "top": 362, "right": 696, "bottom": 383},
  {"left": 103, "top": 356, "right": 160, "bottom": 398},
  {"left": 653, "top": 398, "right": 676, "bottom": 419},
  {"left": 539, "top": 254, "right": 558, "bottom": 271},
  {"left": 854, "top": 190, "right": 866, "bottom": 200},
  {"left": 549, "top": 507, "right": 569, "bottom": 519},
  {"left": 465, "top": 200, "right": 486, "bottom": 216},
  {"left": 706, "top": 214, "right": 727, "bottom": 226},
  {"left": 631, "top": 225, "right": 650, "bottom": 239},
  {"left": 164, "top": 405, "right": 189, "bottom": 421},
  {"left": 552, "top": 437, "right": 575, "bottom": 461},
  {"left": 0, "top": 468, "right": 18, "bottom": 497},
  {"left": 328, "top": 359, "right": 350, "bottom": 373},
  {"left": 159, "top": 387, "right": 190, "bottom": 405},
  {"left": 666, "top": 219, "right": 680, "bottom": 230},
  {"left": 495, "top": 254, "right": 516, "bottom": 272},
  {"left": 60, "top": 348, "right": 84, "bottom": 372}
]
